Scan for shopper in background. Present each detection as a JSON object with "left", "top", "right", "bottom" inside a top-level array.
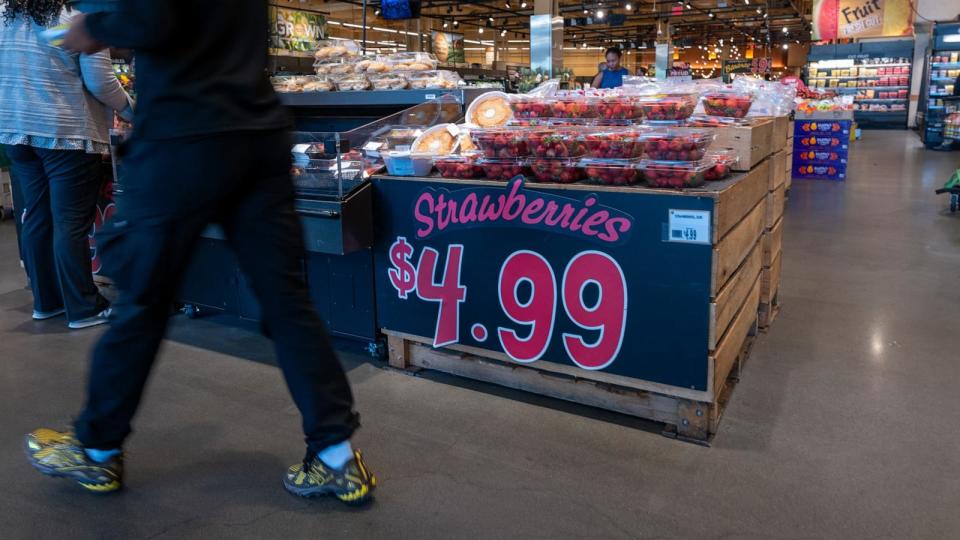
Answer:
[
  {"left": 0, "top": 0, "right": 133, "bottom": 328},
  {"left": 23, "top": 0, "right": 377, "bottom": 505},
  {"left": 592, "top": 47, "right": 630, "bottom": 89}
]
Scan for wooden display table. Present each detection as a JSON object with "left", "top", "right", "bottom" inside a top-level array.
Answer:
[{"left": 371, "top": 163, "right": 770, "bottom": 443}]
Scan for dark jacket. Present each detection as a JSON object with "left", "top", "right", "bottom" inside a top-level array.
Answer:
[{"left": 85, "top": 0, "right": 289, "bottom": 140}]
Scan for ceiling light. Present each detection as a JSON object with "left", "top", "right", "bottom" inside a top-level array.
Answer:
[
  {"left": 374, "top": 8, "right": 380, "bottom": 15},
  {"left": 763, "top": 13, "right": 768, "bottom": 18},
  {"left": 782, "top": 44, "right": 789, "bottom": 49},
  {"left": 584, "top": 8, "right": 589, "bottom": 13},
  {"left": 453, "top": 20, "right": 459, "bottom": 27},
  {"left": 596, "top": 9, "right": 605, "bottom": 18},
  {"left": 505, "top": 1, "right": 511, "bottom": 7},
  {"left": 756, "top": 7, "right": 762, "bottom": 13},
  {"left": 708, "top": 11, "right": 715, "bottom": 18},
  {"left": 443, "top": 21, "right": 449, "bottom": 28},
  {"left": 626, "top": 2, "right": 632, "bottom": 10},
  {"left": 745, "top": 0, "right": 750, "bottom": 3},
  {"left": 521, "top": 1, "right": 527, "bottom": 7},
  {"left": 782, "top": 27, "right": 788, "bottom": 33},
  {"left": 489, "top": 16, "right": 495, "bottom": 22},
  {"left": 478, "top": 27, "right": 484, "bottom": 34},
  {"left": 685, "top": 2, "right": 691, "bottom": 8},
  {"left": 501, "top": 29, "right": 508, "bottom": 36}
]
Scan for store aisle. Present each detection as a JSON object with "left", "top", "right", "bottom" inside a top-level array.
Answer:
[{"left": 0, "top": 131, "right": 958, "bottom": 538}]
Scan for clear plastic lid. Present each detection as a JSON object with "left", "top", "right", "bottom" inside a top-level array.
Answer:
[
  {"left": 635, "top": 93, "right": 698, "bottom": 121},
  {"left": 528, "top": 157, "right": 585, "bottom": 184},
  {"left": 314, "top": 60, "right": 358, "bottom": 76},
  {"left": 595, "top": 95, "right": 643, "bottom": 121},
  {"left": 331, "top": 73, "right": 370, "bottom": 91},
  {"left": 578, "top": 158, "right": 642, "bottom": 186},
  {"left": 470, "top": 126, "right": 529, "bottom": 158},
  {"left": 684, "top": 115, "right": 752, "bottom": 128},
  {"left": 385, "top": 52, "right": 439, "bottom": 70},
  {"left": 705, "top": 147, "right": 740, "bottom": 166},
  {"left": 406, "top": 70, "right": 462, "bottom": 90},
  {"left": 411, "top": 123, "right": 460, "bottom": 155},
  {"left": 639, "top": 160, "right": 713, "bottom": 188},
  {"left": 475, "top": 158, "right": 531, "bottom": 180},
  {"left": 582, "top": 127, "right": 648, "bottom": 159},
  {"left": 353, "top": 57, "right": 392, "bottom": 74},
  {"left": 434, "top": 152, "right": 485, "bottom": 179},
  {"left": 465, "top": 92, "right": 514, "bottom": 128},
  {"left": 523, "top": 127, "right": 590, "bottom": 158},
  {"left": 509, "top": 95, "right": 554, "bottom": 119},
  {"left": 545, "top": 96, "right": 600, "bottom": 119},
  {"left": 701, "top": 91, "right": 754, "bottom": 118},
  {"left": 271, "top": 75, "right": 328, "bottom": 93}
]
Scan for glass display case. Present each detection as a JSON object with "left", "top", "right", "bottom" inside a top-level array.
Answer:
[{"left": 917, "top": 23, "right": 960, "bottom": 149}]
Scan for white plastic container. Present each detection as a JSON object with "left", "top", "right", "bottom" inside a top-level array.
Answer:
[{"left": 383, "top": 151, "right": 434, "bottom": 176}]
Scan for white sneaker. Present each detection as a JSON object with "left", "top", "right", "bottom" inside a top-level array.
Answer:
[
  {"left": 68, "top": 308, "right": 112, "bottom": 330},
  {"left": 32, "top": 308, "right": 66, "bottom": 321}
]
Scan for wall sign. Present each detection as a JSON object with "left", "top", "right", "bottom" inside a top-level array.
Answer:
[
  {"left": 812, "top": 0, "right": 914, "bottom": 40},
  {"left": 374, "top": 178, "right": 715, "bottom": 390},
  {"left": 268, "top": 6, "right": 326, "bottom": 54},
  {"left": 431, "top": 31, "right": 465, "bottom": 64}
]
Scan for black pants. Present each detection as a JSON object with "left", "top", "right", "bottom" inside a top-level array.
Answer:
[
  {"left": 74, "top": 130, "right": 359, "bottom": 453},
  {"left": 4, "top": 145, "right": 108, "bottom": 320}
]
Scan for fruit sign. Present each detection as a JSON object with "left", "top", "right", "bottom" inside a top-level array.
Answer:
[
  {"left": 812, "top": 0, "right": 914, "bottom": 40},
  {"left": 374, "top": 177, "right": 715, "bottom": 389}
]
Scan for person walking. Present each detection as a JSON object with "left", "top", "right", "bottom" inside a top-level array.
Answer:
[
  {"left": 23, "top": 0, "right": 376, "bottom": 505},
  {"left": 0, "top": 0, "right": 133, "bottom": 329},
  {"left": 592, "top": 47, "right": 631, "bottom": 89}
]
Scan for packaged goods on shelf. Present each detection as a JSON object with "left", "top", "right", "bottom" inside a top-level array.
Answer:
[
  {"left": 332, "top": 73, "right": 371, "bottom": 91},
  {"left": 271, "top": 75, "right": 332, "bottom": 93},
  {"left": 465, "top": 92, "right": 514, "bottom": 127},
  {"left": 476, "top": 158, "right": 530, "bottom": 180},
  {"left": 701, "top": 90, "right": 754, "bottom": 118},
  {"left": 704, "top": 148, "right": 739, "bottom": 181},
  {"left": 353, "top": 57, "right": 391, "bottom": 74},
  {"left": 579, "top": 159, "right": 641, "bottom": 186},
  {"left": 641, "top": 128, "right": 714, "bottom": 161},
  {"left": 313, "top": 39, "right": 361, "bottom": 62},
  {"left": 639, "top": 160, "right": 712, "bottom": 188},
  {"left": 368, "top": 72, "right": 408, "bottom": 90},
  {"left": 528, "top": 158, "right": 585, "bottom": 183},
  {"left": 384, "top": 52, "right": 439, "bottom": 71},
  {"left": 406, "top": 70, "right": 462, "bottom": 90},
  {"left": 383, "top": 151, "right": 433, "bottom": 176},
  {"left": 582, "top": 128, "right": 647, "bottom": 159},
  {"left": 434, "top": 153, "right": 485, "bottom": 179},
  {"left": 471, "top": 127, "right": 529, "bottom": 158}
]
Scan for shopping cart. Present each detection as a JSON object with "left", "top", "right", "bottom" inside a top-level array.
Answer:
[{"left": 936, "top": 169, "right": 960, "bottom": 213}]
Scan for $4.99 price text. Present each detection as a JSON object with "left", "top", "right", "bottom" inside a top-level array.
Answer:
[{"left": 387, "top": 237, "right": 628, "bottom": 371}]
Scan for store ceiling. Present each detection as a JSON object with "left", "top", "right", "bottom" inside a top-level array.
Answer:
[{"left": 333, "top": 0, "right": 812, "bottom": 48}]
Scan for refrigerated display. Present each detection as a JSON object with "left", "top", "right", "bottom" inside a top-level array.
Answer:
[
  {"left": 917, "top": 22, "right": 960, "bottom": 149},
  {"left": 804, "top": 40, "right": 914, "bottom": 129}
]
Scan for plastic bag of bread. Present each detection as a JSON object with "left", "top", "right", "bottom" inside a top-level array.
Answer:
[{"left": 313, "top": 39, "right": 360, "bottom": 62}]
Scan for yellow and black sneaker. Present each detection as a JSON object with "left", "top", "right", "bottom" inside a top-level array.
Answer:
[
  {"left": 24, "top": 428, "right": 123, "bottom": 493},
  {"left": 283, "top": 450, "right": 376, "bottom": 505}
]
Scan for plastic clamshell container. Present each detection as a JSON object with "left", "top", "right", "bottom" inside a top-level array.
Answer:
[
  {"left": 313, "top": 60, "right": 357, "bottom": 77},
  {"left": 385, "top": 52, "right": 439, "bottom": 71},
  {"left": 703, "top": 148, "right": 739, "bottom": 181},
  {"left": 684, "top": 114, "right": 752, "bottom": 128},
  {"left": 641, "top": 128, "right": 714, "bottom": 161},
  {"left": 510, "top": 95, "right": 553, "bottom": 119},
  {"left": 368, "top": 72, "right": 408, "bottom": 90},
  {"left": 476, "top": 158, "right": 531, "bottom": 181},
  {"left": 434, "top": 153, "right": 486, "bottom": 179},
  {"left": 639, "top": 160, "right": 712, "bottom": 188},
  {"left": 635, "top": 93, "right": 698, "bottom": 121},
  {"left": 332, "top": 73, "right": 370, "bottom": 91},
  {"left": 547, "top": 97, "right": 599, "bottom": 119},
  {"left": 384, "top": 127, "right": 422, "bottom": 151},
  {"left": 701, "top": 91, "right": 754, "bottom": 118},
  {"left": 523, "top": 127, "right": 589, "bottom": 158},
  {"left": 271, "top": 75, "right": 327, "bottom": 93},
  {"left": 582, "top": 127, "right": 647, "bottom": 159},
  {"left": 313, "top": 39, "right": 361, "bottom": 62},
  {"left": 595, "top": 96, "right": 642, "bottom": 121},
  {"left": 465, "top": 91, "right": 514, "bottom": 128},
  {"left": 528, "top": 158, "right": 585, "bottom": 183},
  {"left": 470, "top": 127, "right": 529, "bottom": 158},
  {"left": 406, "top": 70, "right": 462, "bottom": 89},
  {"left": 384, "top": 151, "right": 434, "bottom": 176},
  {"left": 578, "top": 159, "right": 641, "bottom": 186},
  {"left": 411, "top": 123, "right": 460, "bottom": 155}
]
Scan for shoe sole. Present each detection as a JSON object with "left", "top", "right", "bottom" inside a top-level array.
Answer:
[
  {"left": 68, "top": 318, "right": 109, "bottom": 330},
  {"left": 33, "top": 310, "right": 66, "bottom": 321},
  {"left": 23, "top": 439, "right": 122, "bottom": 494},
  {"left": 282, "top": 477, "right": 374, "bottom": 506}
]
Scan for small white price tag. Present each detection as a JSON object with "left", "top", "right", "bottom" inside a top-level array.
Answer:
[
  {"left": 667, "top": 209, "right": 711, "bottom": 245},
  {"left": 363, "top": 141, "right": 383, "bottom": 151},
  {"left": 425, "top": 94, "right": 437, "bottom": 100},
  {"left": 446, "top": 124, "right": 461, "bottom": 137},
  {"left": 291, "top": 144, "right": 312, "bottom": 154}
]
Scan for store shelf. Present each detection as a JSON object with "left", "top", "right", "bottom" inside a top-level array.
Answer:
[
  {"left": 855, "top": 63, "right": 911, "bottom": 68},
  {"left": 855, "top": 98, "right": 905, "bottom": 102},
  {"left": 932, "top": 62, "right": 960, "bottom": 68},
  {"left": 931, "top": 77, "right": 957, "bottom": 81},
  {"left": 808, "top": 76, "right": 881, "bottom": 80},
  {"left": 278, "top": 88, "right": 494, "bottom": 107},
  {"left": 836, "top": 85, "right": 908, "bottom": 91}
]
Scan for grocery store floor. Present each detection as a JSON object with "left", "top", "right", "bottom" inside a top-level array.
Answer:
[{"left": 1, "top": 130, "right": 959, "bottom": 539}]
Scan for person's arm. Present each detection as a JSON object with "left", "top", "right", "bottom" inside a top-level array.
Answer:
[
  {"left": 79, "top": 50, "right": 135, "bottom": 121},
  {"left": 83, "top": 0, "right": 176, "bottom": 51},
  {"left": 592, "top": 72, "right": 603, "bottom": 88}
]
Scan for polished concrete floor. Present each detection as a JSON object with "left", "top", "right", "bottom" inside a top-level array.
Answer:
[{"left": 1, "top": 130, "right": 958, "bottom": 539}]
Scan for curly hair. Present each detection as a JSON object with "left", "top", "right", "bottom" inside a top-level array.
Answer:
[{"left": 2, "top": 0, "right": 67, "bottom": 26}]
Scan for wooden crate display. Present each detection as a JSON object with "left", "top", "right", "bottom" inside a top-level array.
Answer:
[
  {"left": 770, "top": 116, "right": 791, "bottom": 153},
  {"left": 759, "top": 250, "right": 782, "bottom": 329},
  {"left": 769, "top": 150, "right": 787, "bottom": 191},
  {"left": 709, "top": 119, "right": 774, "bottom": 172},
  {"left": 381, "top": 164, "right": 769, "bottom": 443},
  {"left": 762, "top": 216, "right": 784, "bottom": 268},
  {"left": 765, "top": 183, "right": 786, "bottom": 229}
]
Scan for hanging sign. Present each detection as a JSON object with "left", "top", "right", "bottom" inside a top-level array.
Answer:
[
  {"left": 268, "top": 6, "right": 327, "bottom": 54},
  {"left": 812, "top": 0, "right": 914, "bottom": 40}
]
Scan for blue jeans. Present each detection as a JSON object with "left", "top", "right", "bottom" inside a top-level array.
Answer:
[{"left": 4, "top": 145, "right": 108, "bottom": 321}]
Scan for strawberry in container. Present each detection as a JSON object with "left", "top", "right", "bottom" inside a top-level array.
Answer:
[
  {"left": 477, "top": 158, "right": 531, "bottom": 181},
  {"left": 548, "top": 97, "right": 599, "bottom": 119},
  {"left": 636, "top": 93, "right": 698, "bottom": 122},
  {"left": 471, "top": 127, "right": 529, "bottom": 158},
  {"left": 703, "top": 148, "right": 739, "bottom": 181},
  {"left": 640, "top": 160, "right": 711, "bottom": 189},
  {"left": 511, "top": 96, "right": 552, "bottom": 119},
  {"left": 583, "top": 129, "right": 645, "bottom": 159},
  {"left": 434, "top": 153, "right": 485, "bottom": 180},
  {"left": 596, "top": 96, "right": 641, "bottom": 121},
  {"left": 529, "top": 158, "right": 585, "bottom": 184},
  {"left": 580, "top": 159, "right": 641, "bottom": 186},
  {"left": 684, "top": 114, "right": 750, "bottom": 128},
  {"left": 701, "top": 91, "right": 754, "bottom": 118},
  {"left": 642, "top": 128, "right": 713, "bottom": 161},
  {"left": 526, "top": 128, "right": 588, "bottom": 158}
]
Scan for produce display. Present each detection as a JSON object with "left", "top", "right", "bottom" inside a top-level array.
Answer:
[
  {"left": 549, "top": 98, "right": 599, "bottom": 119},
  {"left": 683, "top": 115, "right": 750, "bottom": 128},
  {"left": 701, "top": 91, "right": 754, "bottom": 118},
  {"left": 434, "top": 153, "right": 485, "bottom": 179},
  {"left": 635, "top": 94, "right": 697, "bottom": 121},
  {"left": 639, "top": 161, "right": 710, "bottom": 188},
  {"left": 583, "top": 129, "right": 645, "bottom": 159},
  {"left": 525, "top": 128, "right": 588, "bottom": 158},
  {"left": 476, "top": 158, "right": 531, "bottom": 181},
  {"left": 641, "top": 129, "right": 713, "bottom": 161},
  {"left": 510, "top": 96, "right": 552, "bottom": 119},
  {"left": 596, "top": 96, "right": 642, "bottom": 121},
  {"left": 580, "top": 160, "right": 641, "bottom": 186},
  {"left": 529, "top": 158, "right": 584, "bottom": 183},
  {"left": 471, "top": 128, "right": 528, "bottom": 158}
]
